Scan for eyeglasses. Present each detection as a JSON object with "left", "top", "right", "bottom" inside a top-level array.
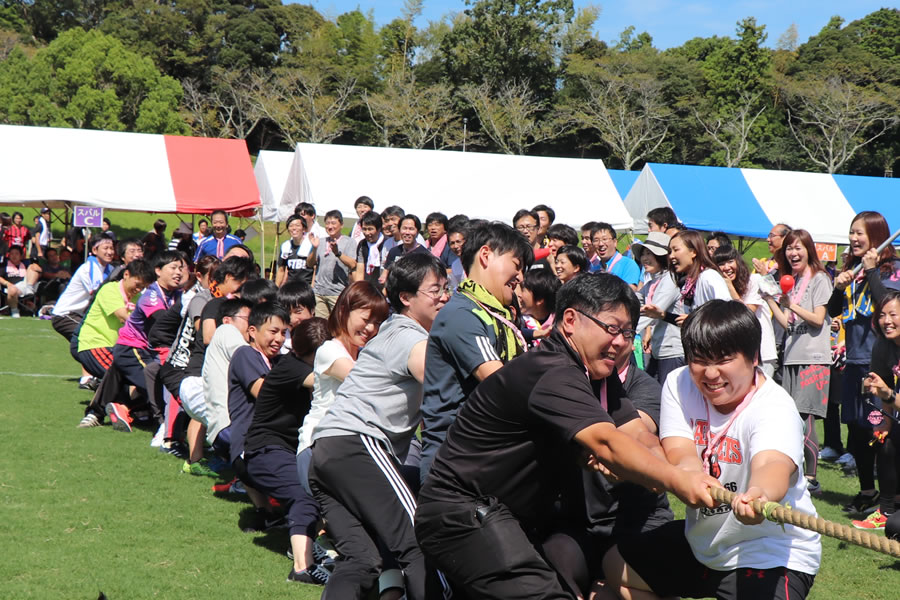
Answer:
[
  {"left": 593, "top": 236, "right": 615, "bottom": 244},
  {"left": 417, "top": 286, "right": 451, "bottom": 300},
  {"left": 766, "top": 233, "right": 784, "bottom": 240},
  {"left": 516, "top": 224, "right": 537, "bottom": 232},
  {"left": 575, "top": 309, "right": 636, "bottom": 340},
  {"left": 231, "top": 314, "right": 249, "bottom": 321}
]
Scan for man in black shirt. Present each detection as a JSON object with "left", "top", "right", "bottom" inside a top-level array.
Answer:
[{"left": 415, "top": 273, "right": 718, "bottom": 599}]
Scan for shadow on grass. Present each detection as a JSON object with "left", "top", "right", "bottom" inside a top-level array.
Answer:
[
  {"left": 879, "top": 560, "right": 900, "bottom": 571},
  {"left": 252, "top": 527, "right": 291, "bottom": 557}
]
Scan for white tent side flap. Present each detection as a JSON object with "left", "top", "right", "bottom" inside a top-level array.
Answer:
[
  {"left": 622, "top": 164, "right": 668, "bottom": 235},
  {"left": 255, "top": 150, "right": 295, "bottom": 222},
  {"left": 741, "top": 169, "right": 857, "bottom": 244},
  {"left": 280, "top": 144, "right": 632, "bottom": 231}
]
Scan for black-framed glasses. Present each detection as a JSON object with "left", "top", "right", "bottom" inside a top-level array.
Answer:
[
  {"left": 516, "top": 224, "right": 537, "bottom": 232},
  {"left": 417, "top": 286, "right": 451, "bottom": 300},
  {"left": 575, "top": 309, "right": 636, "bottom": 340}
]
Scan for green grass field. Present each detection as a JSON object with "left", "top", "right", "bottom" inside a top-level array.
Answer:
[{"left": 2, "top": 316, "right": 897, "bottom": 598}]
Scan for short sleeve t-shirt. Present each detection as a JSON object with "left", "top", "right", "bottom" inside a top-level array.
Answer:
[
  {"left": 419, "top": 331, "right": 638, "bottom": 526},
  {"left": 279, "top": 238, "right": 313, "bottom": 284},
  {"left": 227, "top": 345, "right": 271, "bottom": 463},
  {"left": 296, "top": 339, "right": 353, "bottom": 452},
  {"left": 194, "top": 234, "right": 242, "bottom": 261},
  {"left": 312, "top": 235, "right": 357, "bottom": 296},
  {"left": 659, "top": 367, "right": 821, "bottom": 574},
  {"left": 354, "top": 237, "right": 386, "bottom": 285},
  {"left": 420, "top": 291, "right": 506, "bottom": 481},
  {"left": 783, "top": 271, "right": 832, "bottom": 366},
  {"left": 185, "top": 296, "right": 227, "bottom": 376},
  {"left": 687, "top": 269, "right": 731, "bottom": 311},
  {"left": 51, "top": 257, "right": 114, "bottom": 316},
  {"left": 245, "top": 353, "right": 314, "bottom": 454},
  {"left": 384, "top": 243, "right": 429, "bottom": 270},
  {"left": 603, "top": 252, "right": 641, "bottom": 286},
  {"left": 313, "top": 314, "right": 428, "bottom": 460},
  {"left": 116, "top": 282, "right": 181, "bottom": 349},
  {"left": 78, "top": 281, "right": 136, "bottom": 352},
  {"left": 745, "top": 274, "right": 778, "bottom": 363},
  {"left": 203, "top": 324, "right": 248, "bottom": 443}
]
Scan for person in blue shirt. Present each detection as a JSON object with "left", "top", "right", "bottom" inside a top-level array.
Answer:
[
  {"left": 194, "top": 210, "right": 242, "bottom": 261},
  {"left": 590, "top": 223, "right": 641, "bottom": 288}
]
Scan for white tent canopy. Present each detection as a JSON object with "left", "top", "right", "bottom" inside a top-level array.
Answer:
[
  {"left": 255, "top": 150, "right": 295, "bottom": 222},
  {"left": 0, "top": 124, "right": 260, "bottom": 214},
  {"left": 281, "top": 143, "right": 633, "bottom": 231}
]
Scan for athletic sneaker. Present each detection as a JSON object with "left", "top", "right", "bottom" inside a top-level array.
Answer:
[
  {"left": 287, "top": 565, "right": 330, "bottom": 585},
  {"left": 77, "top": 413, "right": 101, "bottom": 428},
  {"left": 806, "top": 479, "right": 822, "bottom": 496},
  {"left": 106, "top": 403, "right": 133, "bottom": 433},
  {"left": 843, "top": 491, "right": 881, "bottom": 514},
  {"left": 836, "top": 452, "right": 856, "bottom": 467},
  {"left": 212, "top": 477, "right": 247, "bottom": 494},
  {"left": 852, "top": 509, "right": 888, "bottom": 530},
  {"left": 182, "top": 459, "right": 219, "bottom": 477},
  {"left": 150, "top": 424, "right": 166, "bottom": 448},
  {"left": 159, "top": 440, "right": 188, "bottom": 459},
  {"left": 77, "top": 377, "right": 99, "bottom": 391},
  {"left": 818, "top": 446, "right": 842, "bottom": 462}
]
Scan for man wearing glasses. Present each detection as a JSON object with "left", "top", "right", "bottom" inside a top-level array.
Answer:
[
  {"left": 753, "top": 224, "right": 792, "bottom": 276},
  {"left": 415, "top": 273, "right": 718, "bottom": 599},
  {"left": 590, "top": 222, "right": 641, "bottom": 288}
]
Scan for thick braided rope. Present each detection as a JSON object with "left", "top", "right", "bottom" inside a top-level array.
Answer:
[{"left": 708, "top": 486, "right": 900, "bottom": 558}]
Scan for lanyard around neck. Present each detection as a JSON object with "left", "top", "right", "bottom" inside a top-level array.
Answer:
[{"left": 701, "top": 370, "right": 760, "bottom": 476}]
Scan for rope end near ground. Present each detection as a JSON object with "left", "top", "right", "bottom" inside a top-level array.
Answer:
[{"left": 708, "top": 486, "right": 900, "bottom": 559}]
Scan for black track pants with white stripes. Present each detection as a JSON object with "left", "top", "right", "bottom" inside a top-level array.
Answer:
[{"left": 309, "top": 434, "right": 428, "bottom": 600}]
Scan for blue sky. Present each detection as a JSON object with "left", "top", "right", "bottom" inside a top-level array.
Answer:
[{"left": 298, "top": 0, "right": 890, "bottom": 49}]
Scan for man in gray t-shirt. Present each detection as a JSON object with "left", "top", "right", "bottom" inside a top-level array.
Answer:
[{"left": 307, "top": 210, "right": 358, "bottom": 318}]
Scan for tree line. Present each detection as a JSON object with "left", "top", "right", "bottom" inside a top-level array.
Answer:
[{"left": 1, "top": 0, "right": 899, "bottom": 175}]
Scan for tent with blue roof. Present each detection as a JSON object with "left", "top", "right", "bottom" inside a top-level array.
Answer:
[
  {"left": 833, "top": 174, "right": 900, "bottom": 236},
  {"left": 623, "top": 163, "right": 899, "bottom": 245},
  {"left": 624, "top": 163, "right": 773, "bottom": 239},
  {"left": 607, "top": 169, "right": 640, "bottom": 201}
]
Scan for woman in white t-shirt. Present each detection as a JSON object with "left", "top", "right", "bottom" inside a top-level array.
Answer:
[
  {"left": 644, "top": 230, "right": 730, "bottom": 332},
  {"left": 296, "top": 281, "right": 390, "bottom": 453},
  {"left": 714, "top": 245, "right": 778, "bottom": 376},
  {"left": 763, "top": 229, "right": 832, "bottom": 493}
]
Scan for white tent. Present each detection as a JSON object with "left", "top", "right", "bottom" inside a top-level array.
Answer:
[
  {"left": 0, "top": 124, "right": 259, "bottom": 214},
  {"left": 255, "top": 150, "right": 295, "bottom": 222},
  {"left": 281, "top": 143, "right": 633, "bottom": 231}
]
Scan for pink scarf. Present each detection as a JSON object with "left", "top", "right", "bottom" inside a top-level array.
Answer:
[{"left": 427, "top": 234, "right": 447, "bottom": 259}]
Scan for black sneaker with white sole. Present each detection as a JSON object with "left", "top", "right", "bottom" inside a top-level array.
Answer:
[
  {"left": 287, "top": 564, "right": 330, "bottom": 585},
  {"left": 842, "top": 490, "right": 880, "bottom": 514}
]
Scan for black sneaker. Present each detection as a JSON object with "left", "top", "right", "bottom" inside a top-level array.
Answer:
[
  {"left": 159, "top": 440, "right": 188, "bottom": 459},
  {"left": 287, "top": 565, "right": 330, "bottom": 585},
  {"left": 242, "top": 510, "right": 287, "bottom": 533},
  {"left": 843, "top": 491, "right": 880, "bottom": 514}
]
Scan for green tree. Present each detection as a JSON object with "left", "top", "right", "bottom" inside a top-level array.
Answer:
[
  {"left": 0, "top": 28, "right": 187, "bottom": 133},
  {"left": 563, "top": 51, "right": 671, "bottom": 169},
  {"left": 363, "top": 72, "right": 464, "bottom": 149},
  {"left": 439, "top": 0, "right": 575, "bottom": 100},
  {"left": 461, "top": 79, "right": 569, "bottom": 155}
]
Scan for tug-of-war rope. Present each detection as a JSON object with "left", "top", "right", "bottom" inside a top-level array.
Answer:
[{"left": 709, "top": 487, "right": 900, "bottom": 559}]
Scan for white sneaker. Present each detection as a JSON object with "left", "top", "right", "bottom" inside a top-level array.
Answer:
[
  {"left": 149, "top": 424, "right": 166, "bottom": 448},
  {"left": 77, "top": 413, "right": 101, "bottom": 428},
  {"left": 818, "top": 447, "right": 841, "bottom": 462},
  {"left": 10, "top": 309, "right": 20, "bottom": 318}
]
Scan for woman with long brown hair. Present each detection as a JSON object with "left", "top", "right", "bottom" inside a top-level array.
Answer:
[
  {"left": 764, "top": 229, "right": 832, "bottom": 494},
  {"left": 827, "top": 211, "right": 900, "bottom": 514},
  {"left": 642, "top": 230, "right": 730, "bottom": 329}
]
